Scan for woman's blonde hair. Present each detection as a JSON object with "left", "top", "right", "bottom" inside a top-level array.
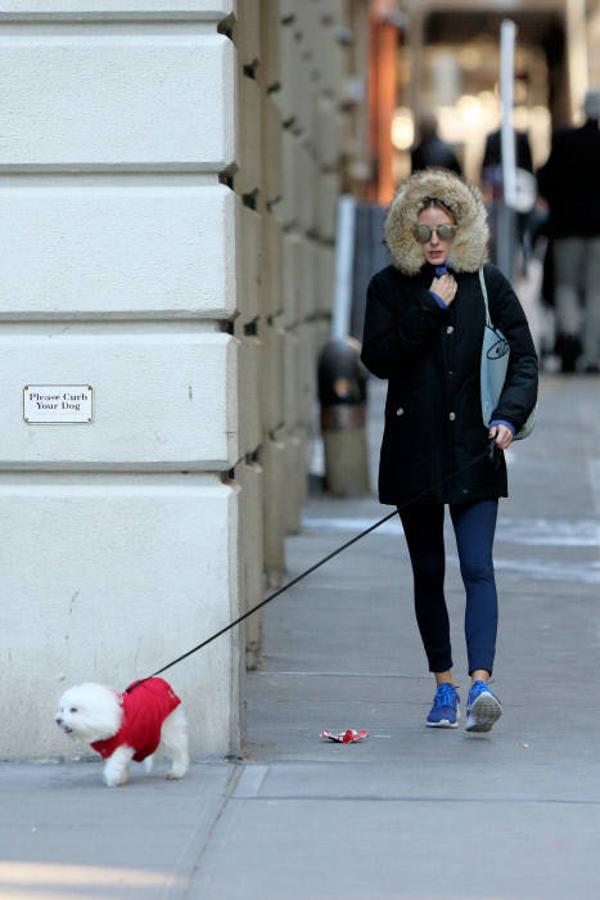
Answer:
[{"left": 418, "top": 196, "right": 456, "bottom": 220}]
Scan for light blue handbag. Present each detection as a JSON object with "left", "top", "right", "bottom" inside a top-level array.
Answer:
[{"left": 479, "top": 267, "right": 535, "bottom": 441}]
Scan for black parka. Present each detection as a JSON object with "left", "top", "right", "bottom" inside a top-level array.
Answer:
[{"left": 360, "top": 261, "right": 538, "bottom": 507}]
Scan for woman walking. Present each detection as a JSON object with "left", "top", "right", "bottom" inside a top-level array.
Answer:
[{"left": 361, "top": 169, "right": 538, "bottom": 732}]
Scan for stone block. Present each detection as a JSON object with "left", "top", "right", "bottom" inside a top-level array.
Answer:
[
  {"left": 262, "top": 436, "right": 286, "bottom": 586},
  {"left": 238, "top": 335, "right": 261, "bottom": 459},
  {"left": 0, "top": 183, "right": 237, "bottom": 319},
  {"left": 236, "top": 202, "right": 262, "bottom": 324},
  {"left": 298, "top": 141, "right": 317, "bottom": 235},
  {"left": 0, "top": 330, "right": 237, "bottom": 470},
  {"left": 277, "top": 128, "right": 299, "bottom": 228},
  {"left": 279, "top": 0, "right": 295, "bottom": 20},
  {"left": 261, "top": 323, "right": 285, "bottom": 434},
  {"left": 297, "top": 429, "right": 308, "bottom": 507},
  {"left": 292, "top": 0, "right": 308, "bottom": 35},
  {"left": 298, "top": 320, "right": 319, "bottom": 429},
  {"left": 262, "top": 94, "right": 282, "bottom": 205},
  {"left": 276, "top": 22, "right": 296, "bottom": 127},
  {"left": 332, "top": 45, "right": 351, "bottom": 105},
  {"left": 0, "top": 1, "right": 235, "bottom": 17},
  {"left": 284, "top": 432, "right": 305, "bottom": 534},
  {"left": 259, "top": 0, "right": 281, "bottom": 91},
  {"left": 316, "top": 171, "right": 339, "bottom": 242},
  {"left": 317, "top": 244, "right": 335, "bottom": 316},
  {"left": 0, "top": 473, "right": 240, "bottom": 759},
  {"left": 315, "top": 97, "right": 341, "bottom": 170},
  {"left": 236, "top": 459, "right": 264, "bottom": 670},
  {"left": 283, "top": 328, "right": 300, "bottom": 430},
  {"left": 234, "top": 0, "right": 260, "bottom": 68},
  {"left": 0, "top": 32, "right": 235, "bottom": 170},
  {"left": 261, "top": 214, "right": 283, "bottom": 319},
  {"left": 297, "top": 63, "right": 317, "bottom": 142},
  {"left": 280, "top": 233, "right": 302, "bottom": 329},
  {"left": 301, "top": 239, "right": 319, "bottom": 319},
  {"left": 319, "top": 30, "right": 348, "bottom": 101},
  {"left": 328, "top": 0, "right": 350, "bottom": 25},
  {"left": 236, "top": 71, "right": 262, "bottom": 197}
]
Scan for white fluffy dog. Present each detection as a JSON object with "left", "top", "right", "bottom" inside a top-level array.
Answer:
[{"left": 55, "top": 677, "right": 189, "bottom": 787}]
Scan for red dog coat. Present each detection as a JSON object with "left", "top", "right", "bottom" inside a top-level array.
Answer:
[{"left": 91, "top": 678, "right": 181, "bottom": 763}]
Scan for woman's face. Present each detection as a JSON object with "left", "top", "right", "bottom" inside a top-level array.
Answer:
[{"left": 415, "top": 206, "right": 456, "bottom": 267}]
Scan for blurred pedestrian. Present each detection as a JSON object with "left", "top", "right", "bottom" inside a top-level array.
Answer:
[
  {"left": 411, "top": 113, "right": 462, "bottom": 176},
  {"left": 361, "top": 169, "right": 538, "bottom": 733},
  {"left": 481, "top": 127, "right": 537, "bottom": 272},
  {"left": 481, "top": 127, "right": 534, "bottom": 191},
  {"left": 537, "top": 88, "right": 600, "bottom": 373}
]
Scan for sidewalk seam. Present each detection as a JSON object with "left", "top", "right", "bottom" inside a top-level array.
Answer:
[{"left": 164, "top": 763, "right": 243, "bottom": 900}]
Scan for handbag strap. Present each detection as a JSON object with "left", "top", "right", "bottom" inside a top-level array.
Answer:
[{"left": 479, "top": 266, "right": 492, "bottom": 328}]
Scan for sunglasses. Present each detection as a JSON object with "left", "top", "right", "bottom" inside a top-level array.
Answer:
[{"left": 413, "top": 224, "right": 457, "bottom": 243}]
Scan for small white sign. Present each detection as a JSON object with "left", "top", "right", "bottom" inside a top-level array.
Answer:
[{"left": 23, "top": 384, "right": 93, "bottom": 424}]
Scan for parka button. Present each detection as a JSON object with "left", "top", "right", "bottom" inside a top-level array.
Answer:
[
  {"left": 396, "top": 407, "right": 404, "bottom": 416},
  {"left": 446, "top": 325, "right": 454, "bottom": 335},
  {"left": 449, "top": 412, "right": 456, "bottom": 421}
]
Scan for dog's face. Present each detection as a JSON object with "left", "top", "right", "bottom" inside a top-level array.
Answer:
[{"left": 55, "top": 683, "right": 122, "bottom": 742}]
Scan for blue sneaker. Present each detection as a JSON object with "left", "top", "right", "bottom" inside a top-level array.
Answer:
[
  {"left": 426, "top": 683, "right": 460, "bottom": 728},
  {"left": 465, "top": 680, "right": 502, "bottom": 733}
]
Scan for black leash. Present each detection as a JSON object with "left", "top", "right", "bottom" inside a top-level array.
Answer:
[
  {"left": 146, "top": 508, "right": 399, "bottom": 682},
  {"left": 126, "top": 439, "right": 500, "bottom": 691}
]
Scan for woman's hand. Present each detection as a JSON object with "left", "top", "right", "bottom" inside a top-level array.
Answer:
[
  {"left": 430, "top": 274, "right": 458, "bottom": 306},
  {"left": 489, "top": 424, "right": 513, "bottom": 450}
]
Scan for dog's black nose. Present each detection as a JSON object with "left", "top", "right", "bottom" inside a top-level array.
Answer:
[{"left": 55, "top": 717, "right": 63, "bottom": 726}]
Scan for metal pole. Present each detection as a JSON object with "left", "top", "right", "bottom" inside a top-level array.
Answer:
[
  {"left": 500, "top": 20, "right": 517, "bottom": 209},
  {"left": 332, "top": 194, "right": 357, "bottom": 340},
  {"left": 497, "top": 19, "right": 517, "bottom": 278}
]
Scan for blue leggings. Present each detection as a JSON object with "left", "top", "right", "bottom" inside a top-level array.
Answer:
[{"left": 398, "top": 500, "right": 499, "bottom": 676}]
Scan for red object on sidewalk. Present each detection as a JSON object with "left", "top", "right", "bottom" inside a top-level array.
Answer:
[{"left": 320, "top": 728, "right": 368, "bottom": 743}]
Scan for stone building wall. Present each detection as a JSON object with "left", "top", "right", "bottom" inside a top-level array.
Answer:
[
  {"left": 233, "top": 0, "right": 355, "bottom": 670},
  {"left": 0, "top": 0, "right": 359, "bottom": 760}
]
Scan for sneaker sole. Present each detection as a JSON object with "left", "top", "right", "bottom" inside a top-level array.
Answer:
[
  {"left": 426, "top": 708, "right": 460, "bottom": 729},
  {"left": 426, "top": 719, "right": 458, "bottom": 729},
  {"left": 465, "top": 693, "right": 502, "bottom": 733}
]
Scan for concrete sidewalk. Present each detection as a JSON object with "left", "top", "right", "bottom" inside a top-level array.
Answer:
[{"left": 2, "top": 376, "right": 600, "bottom": 899}]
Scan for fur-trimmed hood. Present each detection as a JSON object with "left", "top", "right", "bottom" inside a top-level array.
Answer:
[{"left": 385, "top": 169, "right": 489, "bottom": 276}]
